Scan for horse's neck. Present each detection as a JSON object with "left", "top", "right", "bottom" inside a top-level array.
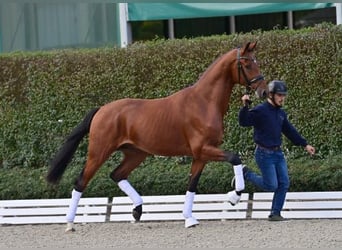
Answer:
[{"left": 194, "top": 57, "right": 235, "bottom": 115}]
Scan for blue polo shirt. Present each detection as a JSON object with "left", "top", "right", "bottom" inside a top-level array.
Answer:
[{"left": 238, "top": 101, "right": 307, "bottom": 148}]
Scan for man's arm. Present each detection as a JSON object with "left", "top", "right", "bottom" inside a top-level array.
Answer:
[{"left": 238, "top": 95, "right": 253, "bottom": 127}]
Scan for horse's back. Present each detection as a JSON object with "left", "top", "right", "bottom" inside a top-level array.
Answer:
[{"left": 97, "top": 87, "right": 194, "bottom": 125}]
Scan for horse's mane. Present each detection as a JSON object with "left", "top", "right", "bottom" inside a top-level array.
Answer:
[{"left": 195, "top": 49, "right": 235, "bottom": 83}]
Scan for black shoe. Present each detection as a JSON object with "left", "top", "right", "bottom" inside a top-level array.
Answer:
[{"left": 268, "top": 214, "right": 284, "bottom": 221}]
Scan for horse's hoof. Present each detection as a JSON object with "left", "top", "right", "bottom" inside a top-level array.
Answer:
[
  {"left": 227, "top": 190, "right": 241, "bottom": 206},
  {"left": 132, "top": 204, "right": 142, "bottom": 221},
  {"left": 65, "top": 227, "right": 76, "bottom": 233},
  {"left": 185, "top": 217, "right": 199, "bottom": 228},
  {"left": 65, "top": 222, "right": 75, "bottom": 233}
]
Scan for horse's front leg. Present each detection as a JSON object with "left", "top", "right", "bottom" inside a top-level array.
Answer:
[
  {"left": 199, "top": 145, "right": 246, "bottom": 206},
  {"left": 224, "top": 151, "right": 246, "bottom": 206},
  {"left": 183, "top": 160, "right": 205, "bottom": 228}
]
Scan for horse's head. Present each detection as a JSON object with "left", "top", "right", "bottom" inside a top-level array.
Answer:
[{"left": 235, "top": 42, "right": 267, "bottom": 99}]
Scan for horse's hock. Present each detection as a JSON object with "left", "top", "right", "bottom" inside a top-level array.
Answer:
[{"left": 1, "top": 191, "right": 342, "bottom": 225}]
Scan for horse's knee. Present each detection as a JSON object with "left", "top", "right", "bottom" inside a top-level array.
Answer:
[
  {"left": 225, "top": 152, "right": 242, "bottom": 165},
  {"left": 109, "top": 169, "right": 123, "bottom": 183},
  {"left": 110, "top": 171, "right": 120, "bottom": 183},
  {"left": 110, "top": 168, "right": 125, "bottom": 183}
]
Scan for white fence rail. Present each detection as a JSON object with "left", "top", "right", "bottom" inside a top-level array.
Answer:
[
  {"left": 0, "top": 197, "right": 108, "bottom": 225},
  {"left": 251, "top": 191, "right": 342, "bottom": 219},
  {"left": 1, "top": 192, "right": 342, "bottom": 225}
]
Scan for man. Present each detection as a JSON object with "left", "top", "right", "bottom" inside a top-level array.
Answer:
[{"left": 227, "top": 80, "right": 315, "bottom": 221}]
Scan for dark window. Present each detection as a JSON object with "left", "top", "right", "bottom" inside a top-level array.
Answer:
[
  {"left": 131, "top": 21, "right": 165, "bottom": 42},
  {"left": 236, "top": 12, "right": 287, "bottom": 32},
  {"left": 294, "top": 7, "right": 336, "bottom": 29},
  {"left": 131, "top": 8, "right": 336, "bottom": 42},
  {"left": 174, "top": 17, "right": 229, "bottom": 38}
]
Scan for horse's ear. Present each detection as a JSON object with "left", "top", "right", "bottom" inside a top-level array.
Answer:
[
  {"left": 242, "top": 41, "right": 257, "bottom": 54},
  {"left": 241, "top": 42, "right": 250, "bottom": 54},
  {"left": 250, "top": 41, "right": 257, "bottom": 50}
]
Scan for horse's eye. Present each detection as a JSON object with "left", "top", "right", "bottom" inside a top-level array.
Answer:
[{"left": 245, "top": 63, "right": 252, "bottom": 70}]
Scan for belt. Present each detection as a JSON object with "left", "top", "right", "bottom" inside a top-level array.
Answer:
[{"left": 257, "top": 144, "right": 281, "bottom": 151}]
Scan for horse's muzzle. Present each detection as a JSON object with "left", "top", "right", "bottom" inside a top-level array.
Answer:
[{"left": 255, "top": 86, "right": 267, "bottom": 99}]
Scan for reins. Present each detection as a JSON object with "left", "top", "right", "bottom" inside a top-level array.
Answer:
[{"left": 237, "top": 47, "right": 264, "bottom": 96}]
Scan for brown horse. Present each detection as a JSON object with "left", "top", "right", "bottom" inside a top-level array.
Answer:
[{"left": 47, "top": 41, "right": 267, "bottom": 231}]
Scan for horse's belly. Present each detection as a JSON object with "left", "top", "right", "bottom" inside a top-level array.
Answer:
[{"left": 134, "top": 131, "right": 192, "bottom": 156}]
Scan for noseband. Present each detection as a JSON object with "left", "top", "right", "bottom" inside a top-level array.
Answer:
[{"left": 237, "top": 48, "right": 264, "bottom": 95}]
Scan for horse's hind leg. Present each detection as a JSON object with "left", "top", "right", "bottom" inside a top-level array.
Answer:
[
  {"left": 110, "top": 147, "right": 148, "bottom": 222},
  {"left": 183, "top": 159, "right": 206, "bottom": 228},
  {"left": 65, "top": 144, "right": 115, "bottom": 232},
  {"left": 197, "top": 145, "right": 245, "bottom": 206}
]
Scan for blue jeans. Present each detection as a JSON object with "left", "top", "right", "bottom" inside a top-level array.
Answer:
[{"left": 245, "top": 147, "right": 290, "bottom": 216}]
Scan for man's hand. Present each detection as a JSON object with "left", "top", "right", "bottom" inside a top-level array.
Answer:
[
  {"left": 242, "top": 94, "right": 251, "bottom": 107},
  {"left": 305, "top": 145, "right": 315, "bottom": 156}
]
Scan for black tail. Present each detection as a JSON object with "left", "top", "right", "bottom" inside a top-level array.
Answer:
[{"left": 46, "top": 108, "right": 100, "bottom": 184}]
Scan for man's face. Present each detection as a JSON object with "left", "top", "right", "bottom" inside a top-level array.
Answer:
[{"left": 273, "top": 93, "right": 286, "bottom": 106}]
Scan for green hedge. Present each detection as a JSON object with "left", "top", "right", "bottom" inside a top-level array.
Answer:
[{"left": 0, "top": 23, "right": 341, "bottom": 199}]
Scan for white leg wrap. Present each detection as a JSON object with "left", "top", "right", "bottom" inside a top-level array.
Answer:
[
  {"left": 66, "top": 189, "right": 82, "bottom": 222},
  {"left": 233, "top": 164, "right": 245, "bottom": 191},
  {"left": 118, "top": 180, "right": 143, "bottom": 207},
  {"left": 183, "top": 191, "right": 195, "bottom": 219}
]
